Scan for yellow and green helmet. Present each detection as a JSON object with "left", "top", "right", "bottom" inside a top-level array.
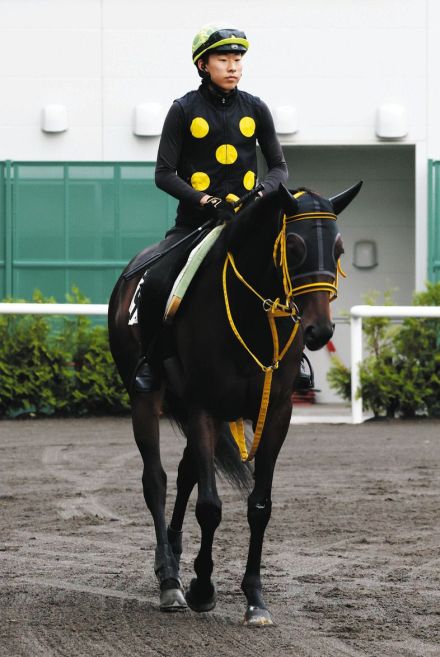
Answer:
[{"left": 192, "top": 25, "right": 249, "bottom": 65}]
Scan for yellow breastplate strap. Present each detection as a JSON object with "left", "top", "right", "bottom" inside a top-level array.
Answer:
[{"left": 223, "top": 252, "right": 300, "bottom": 461}]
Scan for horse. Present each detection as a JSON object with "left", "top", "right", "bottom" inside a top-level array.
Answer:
[{"left": 108, "top": 181, "right": 362, "bottom": 625}]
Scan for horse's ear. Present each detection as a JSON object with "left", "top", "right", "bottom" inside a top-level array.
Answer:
[
  {"left": 278, "top": 183, "right": 299, "bottom": 215},
  {"left": 329, "top": 180, "right": 363, "bottom": 215}
]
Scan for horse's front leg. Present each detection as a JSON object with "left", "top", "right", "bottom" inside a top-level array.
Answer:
[
  {"left": 185, "top": 407, "right": 222, "bottom": 612},
  {"left": 131, "top": 393, "right": 187, "bottom": 612},
  {"left": 241, "top": 401, "right": 292, "bottom": 626}
]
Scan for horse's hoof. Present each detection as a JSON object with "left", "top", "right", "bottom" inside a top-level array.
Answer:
[
  {"left": 185, "top": 578, "right": 217, "bottom": 613},
  {"left": 159, "top": 587, "right": 187, "bottom": 612},
  {"left": 243, "top": 606, "right": 274, "bottom": 626}
]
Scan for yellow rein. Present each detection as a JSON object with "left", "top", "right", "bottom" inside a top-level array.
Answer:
[{"left": 225, "top": 210, "right": 346, "bottom": 462}]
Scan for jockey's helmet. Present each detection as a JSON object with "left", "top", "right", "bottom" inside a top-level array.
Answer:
[{"left": 192, "top": 25, "right": 249, "bottom": 73}]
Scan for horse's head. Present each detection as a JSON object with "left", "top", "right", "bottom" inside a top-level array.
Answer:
[{"left": 278, "top": 181, "right": 362, "bottom": 350}]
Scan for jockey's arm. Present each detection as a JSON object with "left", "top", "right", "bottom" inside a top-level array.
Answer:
[
  {"left": 155, "top": 102, "right": 207, "bottom": 207},
  {"left": 255, "top": 99, "right": 289, "bottom": 194}
]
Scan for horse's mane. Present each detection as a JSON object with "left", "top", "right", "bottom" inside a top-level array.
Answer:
[
  {"left": 224, "top": 190, "right": 282, "bottom": 252},
  {"left": 222, "top": 186, "right": 329, "bottom": 253}
]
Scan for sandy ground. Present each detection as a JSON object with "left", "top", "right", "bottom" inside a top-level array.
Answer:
[{"left": 0, "top": 415, "right": 439, "bottom": 657}]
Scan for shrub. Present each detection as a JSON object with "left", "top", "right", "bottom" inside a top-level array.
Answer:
[
  {"left": 0, "top": 289, "right": 129, "bottom": 418},
  {"left": 327, "top": 283, "right": 440, "bottom": 418}
]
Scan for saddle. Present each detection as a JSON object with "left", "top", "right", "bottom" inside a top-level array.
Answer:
[{"left": 128, "top": 224, "right": 224, "bottom": 328}]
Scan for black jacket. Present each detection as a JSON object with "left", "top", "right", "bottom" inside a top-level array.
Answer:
[{"left": 155, "top": 80, "right": 288, "bottom": 227}]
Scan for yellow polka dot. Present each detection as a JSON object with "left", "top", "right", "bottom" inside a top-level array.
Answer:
[
  {"left": 190, "top": 171, "right": 210, "bottom": 191},
  {"left": 216, "top": 144, "right": 238, "bottom": 165},
  {"left": 239, "top": 116, "right": 256, "bottom": 137},
  {"left": 243, "top": 170, "right": 255, "bottom": 190},
  {"left": 190, "top": 117, "right": 209, "bottom": 139}
]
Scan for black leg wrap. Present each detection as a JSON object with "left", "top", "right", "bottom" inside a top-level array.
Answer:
[
  {"left": 167, "top": 525, "right": 183, "bottom": 567},
  {"left": 154, "top": 544, "right": 180, "bottom": 589}
]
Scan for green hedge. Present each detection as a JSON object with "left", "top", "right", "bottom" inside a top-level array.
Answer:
[
  {"left": 0, "top": 289, "right": 129, "bottom": 418},
  {"left": 3, "top": 284, "right": 439, "bottom": 420},
  {"left": 327, "top": 282, "right": 440, "bottom": 418}
]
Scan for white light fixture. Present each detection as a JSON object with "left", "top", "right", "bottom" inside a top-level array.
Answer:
[
  {"left": 353, "top": 240, "right": 377, "bottom": 269},
  {"left": 41, "top": 104, "right": 68, "bottom": 133},
  {"left": 375, "top": 103, "right": 407, "bottom": 139},
  {"left": 272, "top": 105, "right": 298, "bottom": 135},
  {"left": 133, "top": 102, "right": 164, "bottom": 136}
]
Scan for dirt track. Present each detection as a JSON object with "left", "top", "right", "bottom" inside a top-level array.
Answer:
[{"left": 1, "top": 416, "right": 439, "bottom": 657}]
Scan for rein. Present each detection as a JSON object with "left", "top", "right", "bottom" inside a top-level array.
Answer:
[{"left": 224, "top": 210, "right": 346, "bottom": 462}]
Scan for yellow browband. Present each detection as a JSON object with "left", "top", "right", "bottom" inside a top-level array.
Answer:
[{"left": 224, "top": 210, "right": 346, "bottom": 461}]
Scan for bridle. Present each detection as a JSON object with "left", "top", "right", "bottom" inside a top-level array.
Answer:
[
  {"left": 223, "top": 205, "right": 346, "bottom": 461},
  {"left": 274, "top": 210, "right": 346, "bottom": 302}
]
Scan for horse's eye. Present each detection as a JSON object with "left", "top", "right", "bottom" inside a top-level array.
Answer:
[
  {"left": 334, "top": 234, "right": 344, "bottom": 260},
  {"left": 286, "top": 233, "right": 306, "bottom": 269}
]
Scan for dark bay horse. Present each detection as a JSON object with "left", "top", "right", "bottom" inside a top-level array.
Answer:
[{"left": 108, "top": 181, "right": 362, "bottom": 625}]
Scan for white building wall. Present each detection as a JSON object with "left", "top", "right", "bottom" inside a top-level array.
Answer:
[
  {"left": 427, "top": 0, "right": 440, "bottom": 158},
  {"left": 0, "top": 0, "right": 436, "bottom": 159}
]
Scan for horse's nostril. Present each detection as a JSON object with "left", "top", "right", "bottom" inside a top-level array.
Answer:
[{"left": 305, "top": 322, "right": 334, "bottom": 349}]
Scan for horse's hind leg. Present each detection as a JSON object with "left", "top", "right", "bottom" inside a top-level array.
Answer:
[
  {"left": 131, "top": 393, "right": 187, "bottom": 611},
  {"left": 167, "top": 445, "right": 198, "bottom": 568},
  {"left": 185, "top": 408, "right": 222, "bottom": 612}
]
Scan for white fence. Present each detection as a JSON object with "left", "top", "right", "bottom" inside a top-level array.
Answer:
[
  {"left": 0, "top": 303, "right": 108, "bottom": 316},
  {"left": 351, "top": 305, "right": 440, "bottom": 424},
  {"left": 1, "top": 302, "right": 439, "bottom": 425}
]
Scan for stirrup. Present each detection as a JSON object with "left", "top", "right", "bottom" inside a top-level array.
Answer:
[
  {"left": 296, "top": 353, "right": 315, "bottom": 390},
  {"left": 133, "top": 357, "right": 161, "bottom": 393}
]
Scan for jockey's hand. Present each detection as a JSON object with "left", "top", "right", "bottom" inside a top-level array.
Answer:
[{"left": 203, "top": 196, "right": 235, "bottom": 223}]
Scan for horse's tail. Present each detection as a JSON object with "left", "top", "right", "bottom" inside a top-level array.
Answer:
[
  {"left": 215, "top": 423, "right": 253, "bottom": 494},
  {"left": 164, "top": 388, "right": 253, "bottom": 495}
]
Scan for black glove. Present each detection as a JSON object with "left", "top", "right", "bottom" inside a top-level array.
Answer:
[{"left": 203, "top": 196, "right": 235, "bottom": 223}]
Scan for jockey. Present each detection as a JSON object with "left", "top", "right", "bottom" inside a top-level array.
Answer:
[
  {"left": 155, "top": 25, "right": 288, "bottom": 232},
  {"left": 134, "top": 25, "right": 315, "bottom": 392}
]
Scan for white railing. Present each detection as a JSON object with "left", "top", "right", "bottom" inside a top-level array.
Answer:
[
  {"left": 1, "top": 302, "right": 439, "bottom": 425},
  {"left": 350, "top": 305, "right": 440, "bottom": 424},
  {"left": 0, "top": 303, "right": 108, "bottom": 316}
]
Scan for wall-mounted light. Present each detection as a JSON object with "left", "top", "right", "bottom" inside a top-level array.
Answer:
[
  {"left": 272, "top": 105, "right": 298, "bottom": 135},
  {"left": 133, "top": 102, "right": 164, "bottom": 136},
  {"left": 41, "top": 104, "right": 68, "bottom": 133},
  {"left": 375, "top": 103, "right": 407, "bottom": 139},
  {"left": 353, "top": 240, "right": 378, "bottom": 269}
]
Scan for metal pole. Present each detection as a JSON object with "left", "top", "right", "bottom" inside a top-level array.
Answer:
[{"left": 351, "top": 314, "right": 363, "bottom": 424}]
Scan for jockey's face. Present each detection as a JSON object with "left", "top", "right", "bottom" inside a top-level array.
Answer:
[{"left": 201, "top": 52, "right": 243, "bottom": 92}]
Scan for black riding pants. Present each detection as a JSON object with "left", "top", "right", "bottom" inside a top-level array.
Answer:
[{"left": 140, "top": 224, "right": 204, "bottom": 363}]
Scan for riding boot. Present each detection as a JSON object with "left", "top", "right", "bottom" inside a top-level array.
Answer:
[
  {"left": 296, "top": 353, "right": 315, "bottom": 390},
  {"left": 133, "top": 356, "right": 161, "bottom": 393}
]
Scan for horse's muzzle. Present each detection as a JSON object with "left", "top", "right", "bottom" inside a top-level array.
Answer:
[{"left": 303, "top": 321, "right": 335, "bottom": 351}]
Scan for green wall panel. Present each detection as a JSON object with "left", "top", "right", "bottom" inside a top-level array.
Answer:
[{"left": 0, "top": 161, "right": 178, "bottom": 303}]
